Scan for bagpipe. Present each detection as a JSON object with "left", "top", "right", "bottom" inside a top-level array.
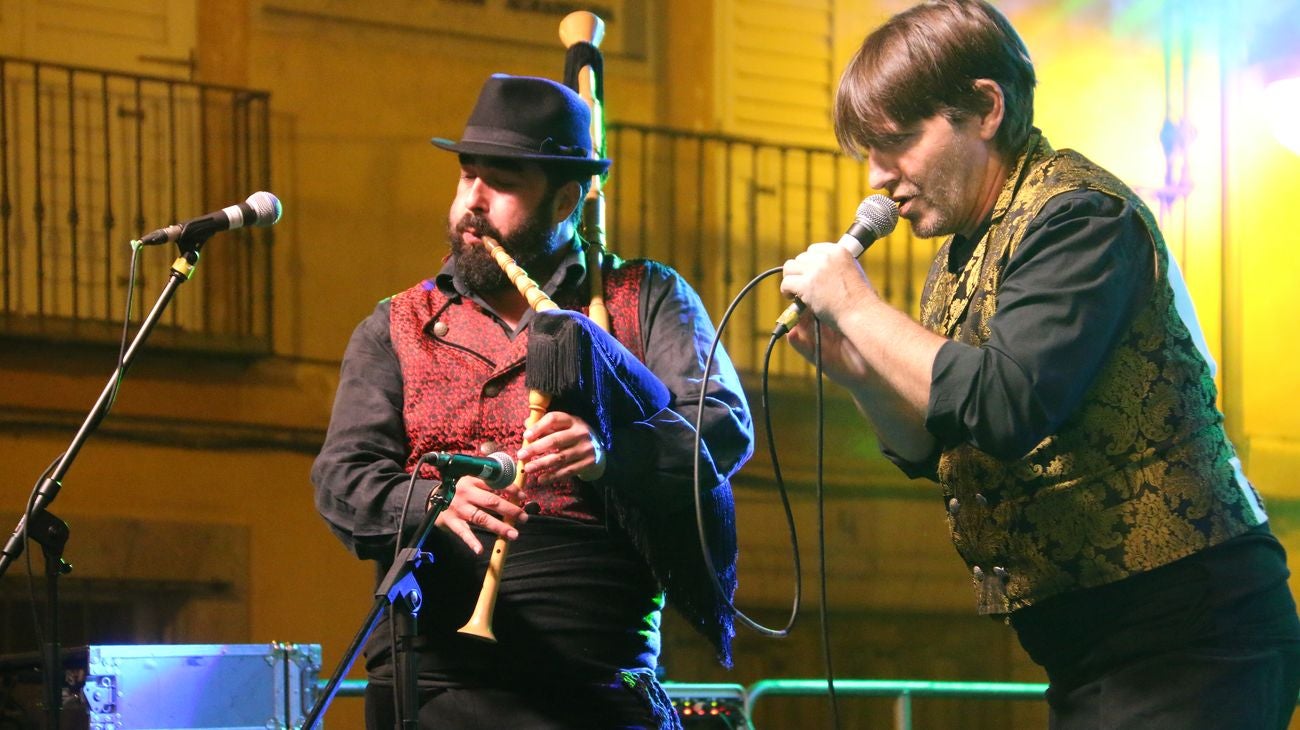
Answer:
[{"left": 456, "top": 10, "right": 668, "bottom": 642}]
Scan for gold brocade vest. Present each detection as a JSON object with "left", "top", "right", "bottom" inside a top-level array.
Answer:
[{"left": 920, "top": 131, "right": 1267, "bottom": 616}]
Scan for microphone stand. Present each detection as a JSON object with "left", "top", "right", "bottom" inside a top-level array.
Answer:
[
  {"left": 304, "top": 467, "right": 454, "bottom": 730},
  {"left": 0, "top": 237, "right": 211, "bottom": 730}
]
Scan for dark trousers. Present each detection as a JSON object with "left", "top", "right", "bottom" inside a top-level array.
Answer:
[
  {"left": 1013, "top": 529, "right": 1300, "bottom": 730},
  {"left": 1047, "top": 642, "right": 1300, "bottom": 730},
  {"left": 364, "top": 680, "right": 680, "bottom": 730}
]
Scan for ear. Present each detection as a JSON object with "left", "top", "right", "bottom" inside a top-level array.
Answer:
[
  {"left": 971, "top": 79, "right": 1005, "bottom": 142},
  {"left": 552, "top": 179, "right": 582, "bottom": 221}
]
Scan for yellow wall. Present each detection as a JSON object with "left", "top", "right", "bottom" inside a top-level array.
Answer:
[{"left": 1008, "top": 3, "right": 1300, "bottom": 500}]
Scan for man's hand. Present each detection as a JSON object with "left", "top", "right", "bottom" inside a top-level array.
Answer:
[
  {"left": 517, "top": 411, "right": 606, "bottom": 484},
  {"left": 433, "top": 477, "right": 528, "bottom": 554},
  {"left": 780, "top": 242, "right": 883, "bottom": 386},
  {"left": 780, "top": 241, "right": 880, "bottom": 330},
  {"left": 785, "top": 320, "right": 877, "bottom": 389}
]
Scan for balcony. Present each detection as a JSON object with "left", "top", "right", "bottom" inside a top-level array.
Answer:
[{"left": 0, "top": 57, "right": 273, "bottom": 356}]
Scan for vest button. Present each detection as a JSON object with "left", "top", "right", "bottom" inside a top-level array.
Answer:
[
  {"left": 993, "top": 566, "right": 1009, "bottom": 581},
  {"left": 432, "top": 321, "right": 449, "bottom": 337},
  {"left": 483, "top": 383, "right": 501, "bottom": 397},
  {"left": 972, "top": 566, "right": 985, "bottom": 581},
  {"left": 479, "top": 441, "right": 500, "bottom": 455},
  {"left": 974, "top": 493, "right": 988, "bottom": 508},
  {"left": 947, "top": 498, "right": 960, "bottom": 515}
]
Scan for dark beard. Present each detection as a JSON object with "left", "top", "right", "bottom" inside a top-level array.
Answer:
[{"left": 447, "top": 198, "right": 561, "bottom": 294}]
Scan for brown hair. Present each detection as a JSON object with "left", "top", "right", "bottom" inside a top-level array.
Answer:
[{"left": 834, "top": 0, "right": 1036, "bottom": 160}]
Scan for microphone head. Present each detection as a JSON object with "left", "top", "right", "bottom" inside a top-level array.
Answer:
[
  {"left": 484, "top": 452, "right": 517, "bottom": 489},
  {"left": 855, "top": 194, "right": 899, "bottom": 238},
  {"left": 245, "top": 191, "right": 283, "bottom": 227}
]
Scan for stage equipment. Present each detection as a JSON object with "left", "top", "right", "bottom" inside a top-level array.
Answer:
[
  {"left": 666, "top": 682, "right": 753, "bottom": 729},
  {"left": 0, "top": 643, "right": 320, "bottom": 729}
]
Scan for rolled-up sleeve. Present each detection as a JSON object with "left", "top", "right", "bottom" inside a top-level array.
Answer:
[{"left": 907, "top": 190, "right": 1156, "bottom": 470}]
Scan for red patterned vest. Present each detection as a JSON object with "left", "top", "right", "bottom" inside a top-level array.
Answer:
[{"left": 388, "top": 253, "right": 645, "bottom": 519}]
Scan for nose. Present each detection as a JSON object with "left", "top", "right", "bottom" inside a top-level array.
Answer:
[
  {"left": 462, "top": 177, "right": 489, "bottom": 213},
  {"left": 866, "top": 153, "right": 898, "bottom": 194}
]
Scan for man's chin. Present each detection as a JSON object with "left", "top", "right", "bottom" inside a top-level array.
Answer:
[{"left": 908, "top": 215, "right": 949, "bottom": 240}]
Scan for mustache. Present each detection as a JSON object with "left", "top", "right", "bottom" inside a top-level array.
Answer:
[{"left": 454, "top": 213, "right": 502, "bottom": 242}]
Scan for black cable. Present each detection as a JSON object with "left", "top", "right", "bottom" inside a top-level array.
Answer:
[
  {"left": 21, "top": 457, "right": 59, "bottom": 652},
  {"left": 690, "top": 265, "right": 843, "bottom": 729},
  {"left": 390, "top": 454, "right": 431, "bottom": 727},
  {"left": 20, "top": 243, "right": 141, "bottom": 653},
  {"left": 812, "top": 320, "right": 840, "bottom": 727},
  {"left": 102, "top": 243, "right": 141, "bottom": 416},
  {"left": 692, "top": 266, "right": 799, "bottom": 636}
]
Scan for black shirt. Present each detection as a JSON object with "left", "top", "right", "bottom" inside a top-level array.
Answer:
[{"left": 885, "top": 190, "right": 1157, "bottom": 477}]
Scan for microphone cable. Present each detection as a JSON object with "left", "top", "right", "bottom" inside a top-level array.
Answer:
[
  {"left": 389, "top": 451, "right": 440, "bottom": 729},
  {"left": 19, "top": 240, "right": 142, "bottom": 658},
  {"left": 691, "top": 266, "right": 797, "bottom": 637},
  {"left": 690, "top": 264, "right": 842, "bottom": 727}
]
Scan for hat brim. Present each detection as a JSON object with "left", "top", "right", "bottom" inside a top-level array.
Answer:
[{"left": 432, "top": 137, "right": 611, "bottom": 175}]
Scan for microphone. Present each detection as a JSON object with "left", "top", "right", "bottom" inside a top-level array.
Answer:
[
  {"left": 426, "top": 451, "right": 517, "bottom": 489},
  {"left": 138, "top": 191, "right": 282, "bottom": 246},
  {"left": 772, "top": 194, "right": 900, "bottom": 337}
]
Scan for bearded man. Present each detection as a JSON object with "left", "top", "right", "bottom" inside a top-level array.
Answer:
[{"left": 312, "top": 74, "right": 753, "bottom": 730}]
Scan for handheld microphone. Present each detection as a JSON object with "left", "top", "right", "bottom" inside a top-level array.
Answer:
[
  {"left": 138, "top": 191, "right": 282, "bottom": 246},
  {"left": 773, "top": 194, "right": 899, "bottom": 337},
  {"left": 426, "top": 451, "right": 517, "bottom": 489}
]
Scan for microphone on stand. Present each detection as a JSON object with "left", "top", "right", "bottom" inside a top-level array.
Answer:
[
  {"left": 137, "top": 191, "right": 282, "bottom": 246},
  {"left": 773, "top": 194, "right": 899, "bottom": 337},
  {"left": 425, "top": 451, "right": 517, "bottom": 489}
]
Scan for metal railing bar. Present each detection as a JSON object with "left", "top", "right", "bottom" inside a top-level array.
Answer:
[
  {"left": 0, "top": 55, "right": 270, "bottom": 99},
  {"left": 33, "top": 63, "right": 45, "bottom": 319},
  {"left": 67, "top": 69, "right": 80, "bottom": 320},
  {"left": 167, "top": 80, "right": 179, "bottom": 329},
  {"left": 132, "top": 75, "right": 146, "bottom": 319},
  {"left": 748, "top": 678, "right": 1049, "bottom": 730},
  {"left": 317, "top": 675, "right": 1052, "bottom": 730},
  {"left": 99, "top": 72, "right": 113, "bottom": 321},
  {"left": 608, "top": 120, "right": 841, "bottom": 157},
  {"left": 199, "top": 85, "right": 212, "bottom": 335},
  {"left": 260, "top": 96, "right": 275, "bottom": 347},
  {"left": 1, "top": 58, "right": 10, "bottom": 315}
]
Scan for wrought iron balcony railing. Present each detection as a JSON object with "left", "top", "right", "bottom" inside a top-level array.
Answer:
[
  {"left": 605, "top": 122, "right": 937, "bottom": 377},
  {"left": 0, "top": 57, "right": 273, "bottom": 355}
]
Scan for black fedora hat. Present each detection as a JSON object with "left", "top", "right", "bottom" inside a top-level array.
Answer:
[{"left": 432, "top": 74, "right": 611, "bottom": 175}]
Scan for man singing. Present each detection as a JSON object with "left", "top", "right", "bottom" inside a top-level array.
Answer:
[{"left": 779, "top": 2, "right": 1300, "bottom": 727}]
